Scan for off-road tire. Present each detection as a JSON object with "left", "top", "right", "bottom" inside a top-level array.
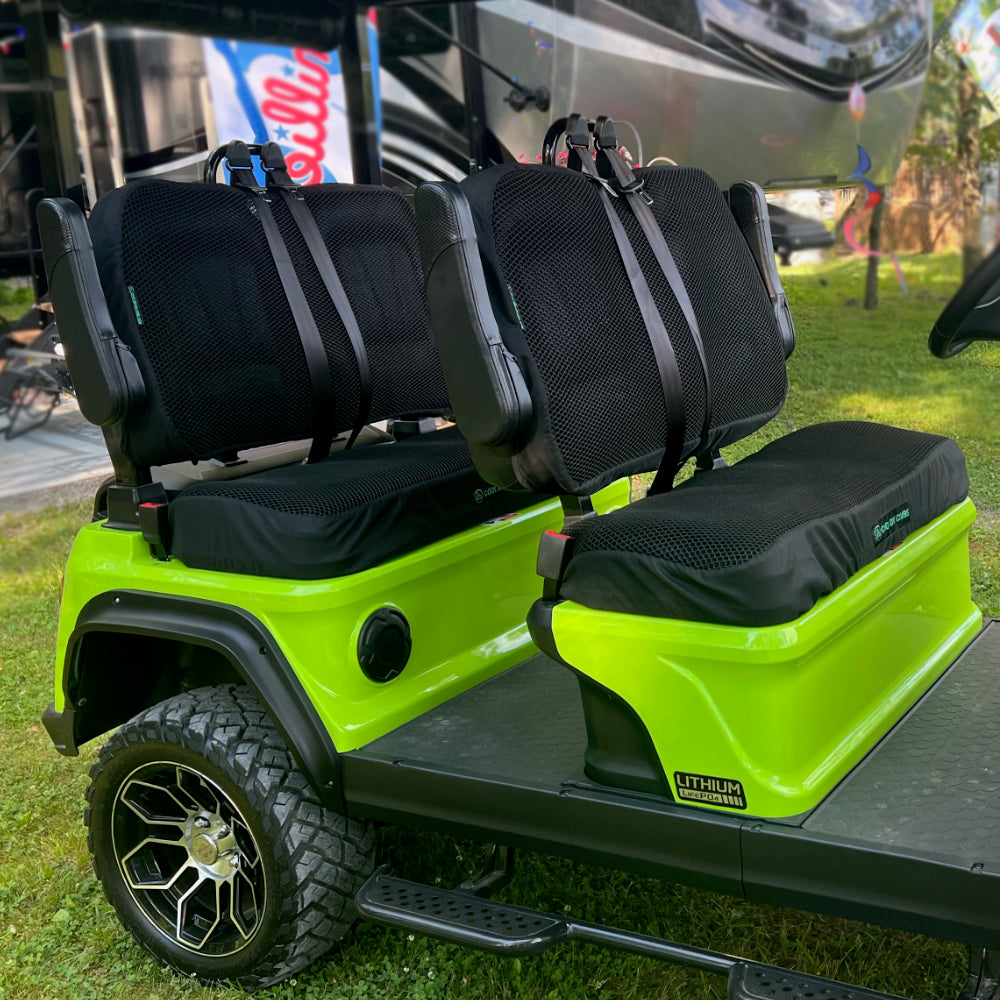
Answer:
[{"left": 85, "top": 684, "right": 375, "bottom": 990}]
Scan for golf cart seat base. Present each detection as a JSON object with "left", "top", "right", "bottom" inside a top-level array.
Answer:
[
  {"left": 168, "top": 425, "right": 545, "bottom": 579},
  {"left": 539, "top": 499, "right": 981, "bottom": 817},
  {"left": 561, "top": 421, "right": 969, "bottom": 626}
]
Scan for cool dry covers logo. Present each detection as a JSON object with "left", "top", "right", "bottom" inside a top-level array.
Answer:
[
  {"left": 474, "top": 485, "right": 500, "bottom": 504},
  {"left": 872, "top": 504, "right": 911, "bottom": 543}
]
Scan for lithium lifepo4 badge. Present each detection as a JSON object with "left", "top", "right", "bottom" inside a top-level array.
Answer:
[{"left": 674, "top": 771, "right": 747, "bottom": 809}]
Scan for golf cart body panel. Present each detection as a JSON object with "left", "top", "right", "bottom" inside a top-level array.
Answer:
[
  {"left": 549, "top": 500, "right": 981, "bottom": 818},
  {"left": 48, "top": 479, "right": 628, "bottom": 755}
]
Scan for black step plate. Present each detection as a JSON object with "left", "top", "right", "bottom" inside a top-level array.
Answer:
[
  {"left": 729, "top": 962, "right": 905, "bottom": 1000},
  {"left": 356, "top": 873, "right": 569, "bottom": 954}
]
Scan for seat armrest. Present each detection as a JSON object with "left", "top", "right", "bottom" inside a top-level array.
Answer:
[
  {"left": 38, "top": 197, "right": 147, "bottom": 426},
  {"left": 727, "top": 181, "right": 796, "bottom": 359},
  {"left": 415, "top": 181, "right": 533, "bottom": 449}
]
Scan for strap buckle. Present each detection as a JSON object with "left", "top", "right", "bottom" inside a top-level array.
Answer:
[
  {"left": 616, "top": 175, "right": 652, "bottom": 205},
  {"left": 594, "top": 116, "right": 653, "bottom": 205},
  {"left": 138, "top": 501, "right": 172, "bottom": 561},
  {"left": 565, "top": 116, "right": 620, "bottom": 198},
  {"left": 224, "top": 139, "right": 263, "bottom": 193},
  {"left": 260, "top": 140, "right": 300, "bottom": 196}
]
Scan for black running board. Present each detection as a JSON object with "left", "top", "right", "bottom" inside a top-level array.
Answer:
[
  {"left": 355, "top": 873, "right": 907, "bottom": 1000},
  {"left": 728, "top": 963, "right": 901, "bottom": 1000}
]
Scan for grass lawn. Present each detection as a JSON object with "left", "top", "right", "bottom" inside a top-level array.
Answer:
[{"left": 0, "top": 251, "right": 994, "bottom": 1000}]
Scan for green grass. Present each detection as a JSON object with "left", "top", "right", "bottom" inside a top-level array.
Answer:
[
  {"left": 0, "top": 252, "right": 992, "bottom": 1000},
  {"left": 0, "top": 279, "right": 37, "bottom": 324}
]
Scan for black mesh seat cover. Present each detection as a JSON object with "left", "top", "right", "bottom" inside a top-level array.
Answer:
[
  {"left": 169, "top": 427, "right": 545, "bottom": 579},
  {"left": 299, "top": 185, "right": 449, "bottom": 421},
  {"left": 87, "top": 179, "right": 528, "bottom": 578},
  {"left": 89, "top": 180, "right": 449, "bottom": 468},
  {"left": 560, "top": 423, "right": 969, "bottom": 626},
  {"left": 452, "top": 164, "right": 786, "bottom": 495},
  {"left": 624, "top": 166, "right": 788, "bottom": 451}
]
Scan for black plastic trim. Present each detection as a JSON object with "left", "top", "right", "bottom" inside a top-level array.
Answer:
[
  {"left": 527, "top": 598, "right": 671, "bottom": 797},
  {"left": 38, "top": 197, "right": 147, "bottom": 484},
  {"left": 38, "top": 198, "right": 148, "bottom": 428},
  {"left": 415, "top": 181, "right": 533, "bottom": 452},
  {"left": 41, "top": 700, "right": 77, "bottom": 756},
  {"left": 341, "top": 751, "right": 744, "bottom": 895},
  {"left": 740, "top": 822, "right": 1000, "bottom": 947},
  {"left": 576, "top": 675, "right": 672, "bottom": 798},
  {"left": 727, "top": 182, "right": 796, "bottom": 359},
  {"left": 340, "top": 745, "right": 1000, "bottom": 947},
  {"left": 58, "top": 590, "right": 344, "bottom": 810},
  {"left": 525, "top": 595, "right": 566, "bottom": 664},
  {"left": 929, "top": 241, "right": 1000, "bottom": 359}
]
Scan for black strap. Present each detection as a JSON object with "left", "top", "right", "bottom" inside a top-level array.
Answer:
[
  {"left": 226, "top": 141, "right": 336, "bottom": 464},
  {"left": 593, "top": 117, "right": 712, "bottom": 468},
  {"left": 260, "top": 142, "right": 372, "bottom": 449},
  {"left": 564, "top": 116, "right": 686, "bottom": 491}
]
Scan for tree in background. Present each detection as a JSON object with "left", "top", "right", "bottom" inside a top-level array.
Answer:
[
  {"left": 957, "top": 42, "right": 984, "bottom": 276},
  {"left": 906, "top": 0, "right": 998, "bottom": 279}
]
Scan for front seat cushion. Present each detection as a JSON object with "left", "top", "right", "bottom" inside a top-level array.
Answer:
[{"left": 560, "top": 422, "right": 969, "bottom": 626}]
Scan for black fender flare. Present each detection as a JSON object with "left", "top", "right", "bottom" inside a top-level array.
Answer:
[{"left": 43, "top": 590, "right": 345, "bottom": 811}]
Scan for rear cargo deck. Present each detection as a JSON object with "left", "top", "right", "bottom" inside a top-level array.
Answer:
[
  {"left": 806, "top": 619, "right": 1000, "bottom": 866},
  {"left": 341, "top": 621, "right": 1000, "bottom": 945}
]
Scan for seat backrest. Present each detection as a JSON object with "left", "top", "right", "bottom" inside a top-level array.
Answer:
[
  {"left": 416, "top": 163, "right": 787, "bottom": 496},
  {"left": 286, "top": 184, "right": 449, "bottom": 422},
  {"left": 85, "top": 179, "right": 448, "bottom": 470}
]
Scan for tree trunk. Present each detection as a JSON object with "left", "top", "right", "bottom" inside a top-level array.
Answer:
[
  {"left": 957, "top": 59, "right": 983, "bottom": 279},
  {"left": 917, "top": 163, "right": 933, "bottom": 253},
  {"left": 864, "top": 189, "right": 885, "bottom": 310}
]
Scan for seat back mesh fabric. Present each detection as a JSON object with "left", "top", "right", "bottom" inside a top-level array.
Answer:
[
  {"left": 270, "top": 194, "right": 363, "bottom": 431},
  {"left": 89, "top": 180, "right": 450, "bottom": 469},
  {"left": 608, "top": 181, "right": 706, "bottom": 451},
  {"left": 301, "top": 185, "right": 449, "bottom": 421},
  {"left": 635, "top": 167, "right": 787, "bottom": 448},
  {"left": 461, "top": 164, "right": 669, "bottom": 494},
  {"left": 90, "top": 179, "right": 316, "bottom": 467},
  {"left": 456, "top": 164, "right": 786, "bottom": 495}
]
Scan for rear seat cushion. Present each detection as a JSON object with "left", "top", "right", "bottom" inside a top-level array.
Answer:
[
  {"left": 560, "top": 422, "right": 969, "bottom": 626},
  {"left": 169, "top": 427, "right": 546, "bottom": 579}
]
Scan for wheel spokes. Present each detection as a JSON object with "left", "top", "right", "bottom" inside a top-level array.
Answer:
[
  {"left": 231, "top": 817, "right": 260, "bottom": 869},
  {"left": 231, "top": 867, "right": 260, "bottom": 939},
  {"left": 175, "top": 767, "right": 221, "bottom": 815},
  {"left": 121, "top": 836, "right": 191, "bottom": 890},
  {"left": 175, "top": 873, "right": 223, "bottom": 950},
  {"left": 112, "top": 761, "right": 267, "bottom": 957},
  {"left": 119, "top": 778, "right": 192, "bottom": 827}
]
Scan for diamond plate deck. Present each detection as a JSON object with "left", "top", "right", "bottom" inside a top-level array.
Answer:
[
  {"left": 362, "top": 654, "right": 587, "bottom": 786},
  {"left": 805, "top": 621, "right": 1000, "bottom": 865}
]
